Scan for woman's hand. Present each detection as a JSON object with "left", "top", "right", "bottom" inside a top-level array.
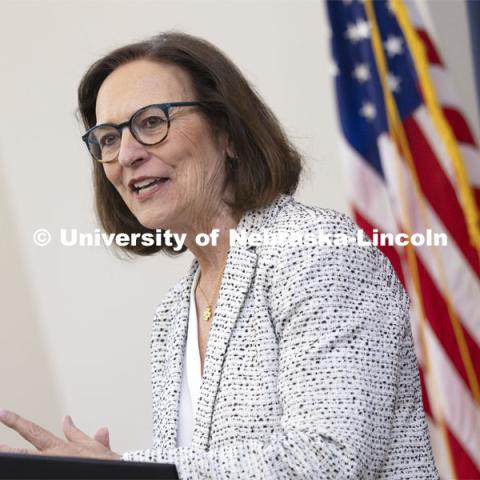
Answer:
[{"left": 0, "top": 409, "right": 121, "bottom": 460}]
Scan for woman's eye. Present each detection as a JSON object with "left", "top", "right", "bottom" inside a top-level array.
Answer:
[
  {"left": 100, "top": 134, "right": 119, "bottom": 147},
  {"left": 142, "top": 116, "right": 164, "bottom": 128}
]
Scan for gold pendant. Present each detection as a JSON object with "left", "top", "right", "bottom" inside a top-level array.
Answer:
[{"left": 203, "top": 306, "right": 212, "bottom": 322}]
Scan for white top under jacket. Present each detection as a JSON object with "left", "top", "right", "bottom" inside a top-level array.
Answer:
[{"left": 177, "top": 269, "right": 201, "bottom": 447}]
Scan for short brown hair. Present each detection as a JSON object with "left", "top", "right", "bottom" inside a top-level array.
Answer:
[{"left": 78, "top": 31, "right": 303, "bottom": 256}]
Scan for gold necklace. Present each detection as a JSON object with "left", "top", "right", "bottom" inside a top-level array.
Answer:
[{"left": 197, "top": 262, "right": 226, "bottom": 322}]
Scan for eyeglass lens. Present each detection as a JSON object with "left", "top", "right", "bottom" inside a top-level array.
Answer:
[{"left": 86, "top": 105, "right": 169, "bottom": 162}]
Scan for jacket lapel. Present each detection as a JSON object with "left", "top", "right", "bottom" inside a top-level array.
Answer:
[{"left": 192, "top": 245, "right": 258, "bottom": 449}]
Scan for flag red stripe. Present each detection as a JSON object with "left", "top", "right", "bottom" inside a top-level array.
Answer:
[
  {"left": 402, "top": 115, "right": 480, "bottom": 276},
  {"left": 418, "top": 367, "right": 433, "bottom": 417},
  {"left": 352, "top": 208, "right": 406, "bottom": 287},
  {"left": 446, "top": 426, "right": 480, "bottom": 479},
  {"left": 442, "top": 107, "right": 478, "bottom": 146},
  {"left": 415, "top": 29, "right": 443, "bottom": 66}
]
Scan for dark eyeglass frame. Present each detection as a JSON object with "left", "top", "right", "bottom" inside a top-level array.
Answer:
[{"left": 81, "top": 101, "right": 202, "bottom": 163}]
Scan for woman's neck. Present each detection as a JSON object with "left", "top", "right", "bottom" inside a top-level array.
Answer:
[{"left": 172, "top": 203, "right": 239, "bottom": 279}]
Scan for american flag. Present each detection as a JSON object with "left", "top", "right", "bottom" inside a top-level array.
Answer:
[{"left": 326, "top": 0, "right": 480, "bottom": 477}]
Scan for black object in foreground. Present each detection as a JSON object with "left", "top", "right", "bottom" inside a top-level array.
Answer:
[{"left": 0, "top": 452, "right": 178, "bottom": 479}]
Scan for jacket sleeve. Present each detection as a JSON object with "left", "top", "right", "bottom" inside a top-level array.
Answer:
[{"left": 122, "top": 217, "right": 435, "bottom": 479}]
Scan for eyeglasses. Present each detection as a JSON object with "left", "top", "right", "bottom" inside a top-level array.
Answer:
[{"left": 82, "top": 101, "right": 202, "bottom": 163}]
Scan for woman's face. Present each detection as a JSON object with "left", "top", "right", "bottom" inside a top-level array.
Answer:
[{"left": 95, "top": 59, "right": 228, "bottom": 232}]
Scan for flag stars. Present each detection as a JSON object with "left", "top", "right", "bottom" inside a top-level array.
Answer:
[
  {"left": 329, "top": 62, "right": 340, "bottom": 77},
  {"left": 353, "top": 63, "right": 371, "bottom": 82},
  {"left": 356, "top": 20, "right": 370, "bottom": 40},
  {"left": 360, "top": 102, "right": 377, "bottom": 120},
  {"left": 386, "top": 72, "right": 401, "bottom": 92},
  {"left": 384, "top": 35, "right": 404, "bottom": 57},
  {"left": 345, "top": 19, "right": 371, "bottom": 43},
  {"left": 345, "top": 23, "right": 359, "bottom": 42}
]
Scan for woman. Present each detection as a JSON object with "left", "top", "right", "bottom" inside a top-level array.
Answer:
[{"left": 0, "top": 32, "right": 438, "bottom": 479}]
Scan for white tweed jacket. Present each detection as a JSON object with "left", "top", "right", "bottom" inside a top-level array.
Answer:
[{"left": 123, "top": 194, "right": 438, "bottom": 479}]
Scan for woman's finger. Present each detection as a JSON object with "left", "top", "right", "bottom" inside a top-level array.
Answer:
[
  {"left": 93, "top": 427, "right": 110, "bottom": 449},
  {"left": 62, "top": 416, "right": 95, "bottom": 445},
  {"left": 0, "top": 410, "right": 62, "bottom": 452},
  {"left": 0, "top": 443, "right": 37, "bottom": 455}
]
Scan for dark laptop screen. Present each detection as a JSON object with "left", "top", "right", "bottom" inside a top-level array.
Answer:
[{"left": 0, "top": 452, "right": 178, "bottom": 479}]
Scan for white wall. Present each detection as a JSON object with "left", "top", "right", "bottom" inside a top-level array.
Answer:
[{"left": 0, "top": 0, "right": 478, "bottom": 453}]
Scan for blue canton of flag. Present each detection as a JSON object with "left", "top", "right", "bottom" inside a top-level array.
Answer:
[{"left": 327, "top": 0, "right": 421, "bottom": 178}]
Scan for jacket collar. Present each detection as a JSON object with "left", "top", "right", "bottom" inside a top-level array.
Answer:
[{"left": 159, "top": 194, "right": 293, "bottom": 449}]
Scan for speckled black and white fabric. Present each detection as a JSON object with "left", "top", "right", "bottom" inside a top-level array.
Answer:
[{"left": 123, "top": 194, "right": 439, "bottom": 479}]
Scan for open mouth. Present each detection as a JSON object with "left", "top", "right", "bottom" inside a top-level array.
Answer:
[{"left": 130, "top": 177, "right": 170, "bottom": 194}]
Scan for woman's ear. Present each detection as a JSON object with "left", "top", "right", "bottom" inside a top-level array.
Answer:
[
  {"left": 216, "top": 128, "right": 236, "bottom": 159},
  {"left": 225, "top": 137, "right": 236, "bottom": 159}
]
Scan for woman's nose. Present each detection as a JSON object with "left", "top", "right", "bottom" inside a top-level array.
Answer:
[{"left": 117, "top": 128, "right": 147, "bottom": 167}]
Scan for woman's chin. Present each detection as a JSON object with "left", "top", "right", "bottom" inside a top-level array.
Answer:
[
  {"left": 134, "top": 213, "right": 171, "bottom": 232},
  {"left": 138, "top": 218, "right": 165, "bottom": 231}
]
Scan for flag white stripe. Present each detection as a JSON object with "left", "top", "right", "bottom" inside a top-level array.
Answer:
[
  {"left": 414, "top": 107, "right": 457, "bottom": 190},
  {"left": 460, "top": 144, "right": 480, "bottom": 187},
  {"left": 429, "top": 65, "right": 461, "bottom": 110},
  {"left": 403, "top": 0, "right": 437, "bottom": 40},
  {"left": 425, "top": 416, "right": 451, "bottom": 479},
  {"left": 339, "top": 139, "right": 399, "bottom": 235}
]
